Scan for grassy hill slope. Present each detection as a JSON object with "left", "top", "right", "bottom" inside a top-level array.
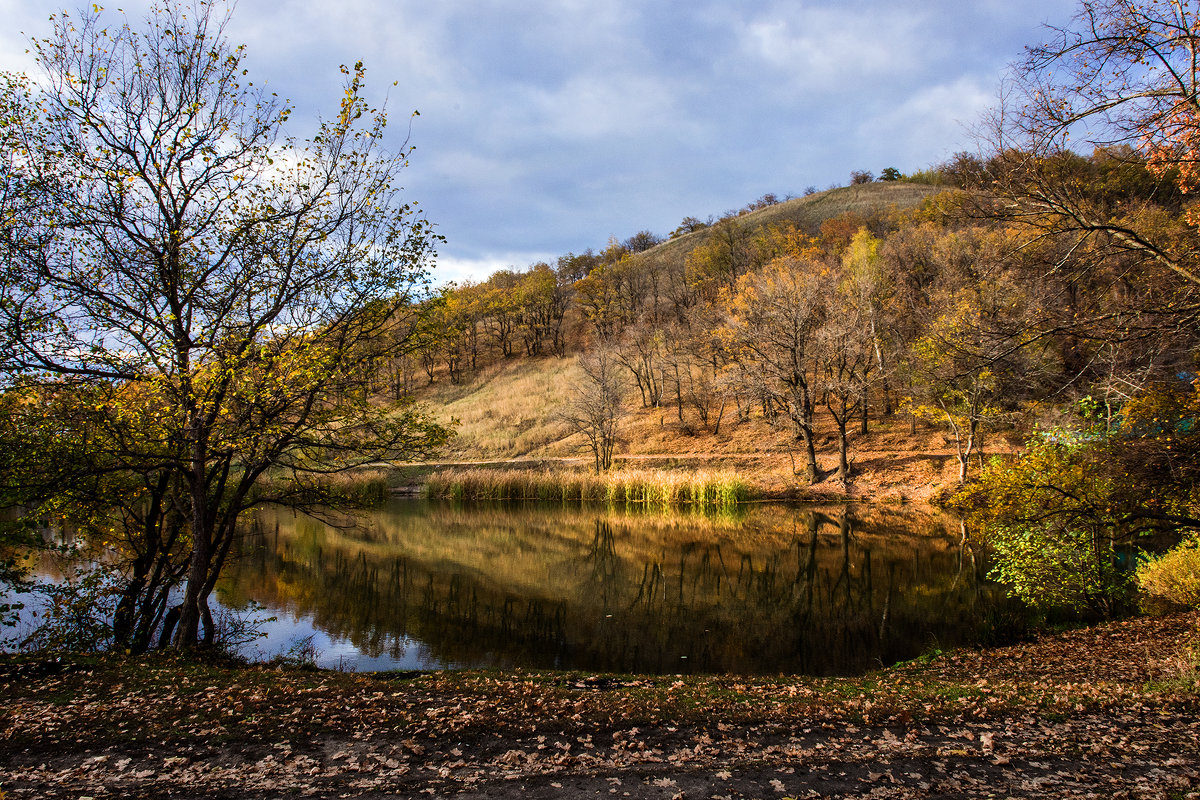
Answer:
[
  {"left": 650, "top": 181, "right": 941, "bottom": 265},
  {"left": 413, "top": 353, "right": 998, "bottom": 503},
  {"left": 406, "top": 181, "right": 968, "bottom": 502}
]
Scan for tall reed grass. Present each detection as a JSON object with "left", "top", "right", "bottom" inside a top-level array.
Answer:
[
  {"left": 423, "top": 468, "right": 750, "bottom": 510},
  {"left": 257, "top": 468, "right": 394, "bottom": 507}
]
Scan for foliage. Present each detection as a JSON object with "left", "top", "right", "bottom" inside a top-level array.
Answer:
[
  {"left": 959, "top": 373, "right": 1200, "bottom": 618},
  {"left": 208, "top": 599, "right": 275, "bottom": 658},
  {"left": 722, "top": 258, "right": 827, "bottom": 483},
  {"left": 685, "top": 218, "right": 757, "bottom": 296},
  {"left": 902, "top": 233, "right": 1041, "bottom": 483},
  {"left": 0, "top": 1, "right": 451, "bottom": 651},
  {"left": 21, "top": 564, "right": 122, "bottom": 654},
  {"left": 1138, "top": 535, "right": 1200, "bottom": 609},
  {"left": 994, "top": 0, "right": 1200, "bottom": 286},
  {"left": 957, "top": 435, "right": 1137, "bottom": 616},
  {"left": 1117, "top": 378, "right": 1200, "bottom": 512}
]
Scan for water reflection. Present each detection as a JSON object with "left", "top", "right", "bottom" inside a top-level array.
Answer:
[{"left": 218, "top": 501, "right": 1008, "bottom": 676}]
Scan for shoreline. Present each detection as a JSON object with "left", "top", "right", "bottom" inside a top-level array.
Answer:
[
  {"left": 2, "top": 612, "right": 1196, "bottom": 798},
  {"left": 387, "top": 449, "right": 970, "bottom": 508}
]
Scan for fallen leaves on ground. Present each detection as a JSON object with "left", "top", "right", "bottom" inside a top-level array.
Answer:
[{"left": 0, "top": 612, "right": 1197, "bottom": 798}]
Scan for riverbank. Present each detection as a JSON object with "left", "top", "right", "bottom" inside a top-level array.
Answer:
[
  {"left": 411, "top": 356, "right": 1024, "bottom": 507},
  {"left": 2, "top": 611, "right": 1197, "bottom": 799},
  {"left": 387, "top": 441, "right": 991, "bottom": 509}
]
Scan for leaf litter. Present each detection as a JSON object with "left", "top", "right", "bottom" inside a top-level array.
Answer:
[{"left": 0, "top": 611, "right": 1197, "bottom": 798}]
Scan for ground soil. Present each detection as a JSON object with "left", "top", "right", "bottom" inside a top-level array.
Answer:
[{"left": 2, "top": 612, "right": 1198, "bottom": 799}]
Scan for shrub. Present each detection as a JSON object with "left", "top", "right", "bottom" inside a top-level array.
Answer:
[
  {"left": 21, "top": 564, "right": 120, "bottom": 653},
  {"left": 954, "top": 436, "right": 1136, "bottom": 617},
  {"left": 1138, "top": 536, "right": 1200, "bottom": 609}
]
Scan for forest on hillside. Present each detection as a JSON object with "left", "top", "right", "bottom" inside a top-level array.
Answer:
[
  {"left": 2, "top": 0, "right": 1200, "bottom": 653},
  {"left": 407, "top": 151, "right": 1190, "bottom": 481}
]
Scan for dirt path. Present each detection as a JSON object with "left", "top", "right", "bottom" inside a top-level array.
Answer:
[
  {"left": 3, "top": 710, "right": 1197, "bottom": 798},
  {"left": 2, "top": 613, "right": 1198, "bottom": 799}
]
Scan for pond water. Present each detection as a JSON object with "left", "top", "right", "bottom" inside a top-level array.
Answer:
[{"left": 209, "top": 500, "right": 1011, "bottom": 675}]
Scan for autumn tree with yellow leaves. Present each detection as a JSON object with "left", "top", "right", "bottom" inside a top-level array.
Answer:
[{"left": 0, "top": 1, "right": 450, "bottom": 650}]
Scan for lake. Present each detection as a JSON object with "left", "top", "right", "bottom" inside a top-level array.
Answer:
[{"left": 211, "top": 500, "right": 1011, "bottom": 675}]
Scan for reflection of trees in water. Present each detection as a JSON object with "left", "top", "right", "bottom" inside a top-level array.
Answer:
[{"left": 220, "top": 503, "right": 1004, "bottom": 675}]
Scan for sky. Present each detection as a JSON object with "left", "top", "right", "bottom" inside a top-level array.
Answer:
[{"left": 0, "top": 0, "right": 1079, "bottom": 284}]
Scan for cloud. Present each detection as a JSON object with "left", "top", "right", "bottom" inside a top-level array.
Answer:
[
  {"left": 432, "top": 251, "right": 559, "bottom": 286},
  {"left": 733, "top": 6, "right": 925, "bottom": 91},
  {"left": 0, "top": 0, "right": 1083, "bottom": 270},
  {"left": 858, "top": 75, "right": 999, "bottom": 168}
]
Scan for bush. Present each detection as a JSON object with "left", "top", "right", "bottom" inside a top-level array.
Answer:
[
  {"left": 953, "top": 435, "right": 1136, "bottom": 617},
  {"left": 210, "top": 599, "right": 276, "bottom": 658},
  {"left": 1138, "top": 536, "right": 1200, "bottom": 609},
  {"left": 21, "top": 565, "right": 120, "bottom": 653}
]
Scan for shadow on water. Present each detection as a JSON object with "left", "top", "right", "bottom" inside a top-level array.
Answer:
[{"left": 217, "top": 500, "right": 1015, "bottom": 676}]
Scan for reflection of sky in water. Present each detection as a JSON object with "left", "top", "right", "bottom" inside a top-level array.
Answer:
[
  {"left": 2, "top": 580, "right": 452, "bottom": 672},
  {"left": 232, "top": 602, "right": 454, "bottom": 672},
  {"left": 3, "top": 503, "right": 1003, "bottom": 675},
  {"left": 1, "top": 585, "right": 42, "bottom": 650}
]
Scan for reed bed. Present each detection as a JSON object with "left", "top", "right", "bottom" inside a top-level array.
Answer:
[
  {"left": 423, "top": 467, "right": 751, "bottom": 510},
  {"left": 257, "top": 468, "right": 395, "bottom": 507},
  {"left": 320, "top": 469, "right": 394, "bottom": 506}
]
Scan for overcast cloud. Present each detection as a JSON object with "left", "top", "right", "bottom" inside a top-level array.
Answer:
[{"left": 0, "top": 0, "right": 1078, "bottom": 282}]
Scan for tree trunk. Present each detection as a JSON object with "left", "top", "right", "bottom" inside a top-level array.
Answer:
[
  {"left": 859, "top": 386, "right": 869, "bottom": 435},
  {"left": 797, "top": 428, "right": 819, "bottom": 484},
  {"left": 836, "top": 420, "right": 851, "bottom": 483},
  {"left": 175, "top": 421, "right": 210, "bottom": 649}
]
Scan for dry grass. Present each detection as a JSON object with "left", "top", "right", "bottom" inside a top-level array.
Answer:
[
  {"left": 650, "top": 183, "right": 942, "bottom": 267},
  {"left": 423, "top": 358, "right": 581, "bottom": 458},
  {"left": 255, "top": 468, "right": 396, "bottom": 506},
  {"left": 423, "top": 466, "right": 751, "bottom": 510},
  {"left": 403, "top": 364, "right": 1018, "bottom": 505}
]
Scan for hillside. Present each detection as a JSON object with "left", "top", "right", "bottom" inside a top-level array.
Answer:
[
  {"left": 648, "top": 181, "right": 942, "bottom": 267},
  {"left": 406, "top": 180, "right": 969, "bottom": 504},
  {"left": 409, "top": 354, "right": 1011, "bottom": 505}
]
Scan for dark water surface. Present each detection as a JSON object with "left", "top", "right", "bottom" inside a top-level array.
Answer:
[{"left": 214, "top": 500, "right": 1009, "bottom": 675}]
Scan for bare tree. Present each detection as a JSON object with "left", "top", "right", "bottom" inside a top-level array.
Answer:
[
  {"left": 817, "top": 293, "right": 875, "bottom": 483},
  {"left": 987, "top": 0, "right": 1200, "bottom": 288},
  {"left": 724, "top": 259, "right": 827, "bottom": 484},
  {"left": 560, "top": 349, "right": 626, "bottom": 474}
]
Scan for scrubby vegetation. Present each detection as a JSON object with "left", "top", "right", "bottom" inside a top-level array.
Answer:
[
  {"left": 1140, "top": 536, "right": 1200, "bottom": 610},
  {"left": 423, "top": 467, "right": 749, "bottom": 509}
]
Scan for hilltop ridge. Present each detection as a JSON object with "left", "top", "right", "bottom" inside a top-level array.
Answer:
[{"left": 637, "top": 181, "right": 943, "bottom": 267}]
